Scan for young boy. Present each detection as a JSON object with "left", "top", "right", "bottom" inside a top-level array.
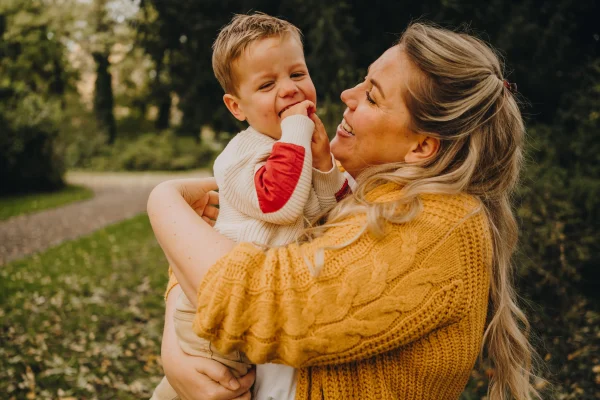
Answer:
[{"left": 152, "top": 13, "right": 350, "bottom": 400}]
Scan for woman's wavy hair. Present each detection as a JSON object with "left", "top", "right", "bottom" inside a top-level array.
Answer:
[{"left": 306, "top": 22, "right": 543, "bottom": 400}]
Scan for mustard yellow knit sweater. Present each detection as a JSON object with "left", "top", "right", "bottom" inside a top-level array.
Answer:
[{"left": 166, "top": 183, "right": 492, "bottom": 399}]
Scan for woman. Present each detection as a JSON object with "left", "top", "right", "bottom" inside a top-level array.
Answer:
[{"left": 148, "top": 22, "right": 541, "bottom": 400}]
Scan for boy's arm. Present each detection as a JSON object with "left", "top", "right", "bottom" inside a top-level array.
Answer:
[
  {"left": 309, "top": 113, "right": 350, "bottom": 212},
  {"left": 219, "top": 114, "right": 315, "bottom": 225},
  {"left": 312, "top": 155, "right": 351, "bottom": 212}
]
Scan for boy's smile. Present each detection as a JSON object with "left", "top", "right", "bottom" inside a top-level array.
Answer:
[{"left": 223, "top": 36, "right": 317, "bottom": 140}]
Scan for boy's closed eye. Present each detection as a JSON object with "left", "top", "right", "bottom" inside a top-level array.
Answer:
[{"left": 259, "top": 81, "right": 275, "bottom": 90}]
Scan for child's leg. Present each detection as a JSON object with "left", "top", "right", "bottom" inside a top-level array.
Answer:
[
  {"left": 174, "top": 292, "right": 252, "bottom": 377},
  {"left": 152, "top": 293, "right": 252, "bottom": 399},
  {"left": 151, "top": 376, "right": 179, "bottom": 400}
]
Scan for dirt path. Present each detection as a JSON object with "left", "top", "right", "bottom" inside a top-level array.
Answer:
[{"left": 0, "top": 170, "right": 210, "bottom": 265}]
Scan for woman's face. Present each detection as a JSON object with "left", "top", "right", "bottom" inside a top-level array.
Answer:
[{"left": 331, "top": 46, "right": 420, "bottom": 177}]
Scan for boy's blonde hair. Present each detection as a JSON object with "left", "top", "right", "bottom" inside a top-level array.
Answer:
[{"left": 212, "top": 13, "right": 303, "bottom": 94}]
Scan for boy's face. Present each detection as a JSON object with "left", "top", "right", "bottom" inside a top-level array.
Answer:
[{"left": 223, "top": 36, "right": 317, "bottom": 139}]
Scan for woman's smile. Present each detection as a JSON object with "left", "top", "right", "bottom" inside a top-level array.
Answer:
[{"left": 337, "top": 118, "right": 355, "bottom": 137}]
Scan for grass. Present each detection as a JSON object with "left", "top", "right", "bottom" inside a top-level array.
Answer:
[
  {"left": 0, "top": 214, "right": 168, "bottom": 399},
  {"left": 0, "top": 210, "right": 492, "bottom": 399},
  {"left": 0, "top": 185, "right": 94, "bottom": 221}
]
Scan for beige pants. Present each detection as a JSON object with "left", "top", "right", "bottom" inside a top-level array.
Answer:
[{"left": 151, "top": 292, "right": 252, "bottom": 400}]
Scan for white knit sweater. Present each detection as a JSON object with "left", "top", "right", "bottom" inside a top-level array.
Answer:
[{"left": 213, "top": 115, "right": 349, "bottom": 246}]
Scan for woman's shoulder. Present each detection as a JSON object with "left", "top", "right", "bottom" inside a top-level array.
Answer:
[{"left": 365, "top": 182, "right": 483, "bottom": 221}]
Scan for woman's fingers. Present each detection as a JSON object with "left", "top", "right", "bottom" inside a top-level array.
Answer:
[
  {"left": 208, "top": 190, "right": 219, "bottom": 206},
  {"left": 194, "top": 359, "right": 241, "bottom": 391},
  {"left": 191, "top": 360, "right": 255, "bottom": 398},
  {"left": 201, "top": 177, "right": 219, "bottom": 193},
  {"left": 203, "top": 205, "right": 220, "bottom": 220},
  {"left": 232, "top": 392, "right": 252, "bottom": 400},
  {"left": 236, "top": 367, "right": 255, "bottom": 391},
  {"left": 202, "top": 216, "right": 215, "bottom": 226}
]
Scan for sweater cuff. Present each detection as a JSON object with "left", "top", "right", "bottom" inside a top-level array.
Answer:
[
  {"left": 279, "top": 115, "right": 314, "bottom": 148},
  {"left": 312, "top": 154, "right": 348, "bottom": 197}
]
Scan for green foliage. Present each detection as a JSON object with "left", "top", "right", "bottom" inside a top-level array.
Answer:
[
  {"left": 0, "top": 214, "right": 167, "bottom": 398},
  {"left": 0, "top": 93, "right": 66, "bottom": 195},
  {"left": 0, "top": 0, "right": 74, "bottom": 194},
  {"left": 0, "top": 184, "right": 93, "bottom": 221},
  {"left": 73, "top": 131, "right": 219, "bottom": 172}
]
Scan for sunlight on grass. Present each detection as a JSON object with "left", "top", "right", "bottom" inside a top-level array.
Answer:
[
  {"left": 0, "top": 185, "right": 94, "bottom": 221},
  {"left": 0, "top": 214, "right": 168, "bottom": 399}
]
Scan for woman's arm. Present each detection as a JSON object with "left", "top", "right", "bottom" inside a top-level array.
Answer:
[
  {"left": 148, "top": 179, "right": 481, "bottom": 369},
  {"left": 161, "top": 285, "right": 255, "bottom": 400},
  {"left": 147, "top": 178, "right": 235, "bottom": 305}
]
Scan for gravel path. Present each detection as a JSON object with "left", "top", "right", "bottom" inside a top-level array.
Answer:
[{"left": 0, "top": 170, "right": 211, "bottom": 265}]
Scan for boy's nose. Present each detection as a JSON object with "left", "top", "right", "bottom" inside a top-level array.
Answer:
[
  {"left": 279, "top": 79, "right": 299, "bottom": 97},
  {"left": 341, "top": 87, "right": 358, "bottom": 110}
]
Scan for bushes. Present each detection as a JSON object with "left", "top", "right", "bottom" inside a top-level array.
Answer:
[
  {"left": 69, "top": 131, "right": 219, "bottom": 172},
  {"left": 0, "top": 93, "right": 65, "bottom": 195}
]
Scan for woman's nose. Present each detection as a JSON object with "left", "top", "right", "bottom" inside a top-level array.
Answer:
[
  {"left": 279, "top": 78, "right": 299, "bottom": 97},
  {"left": 341, "top": 87, "right": 358, "bottom": 110}
]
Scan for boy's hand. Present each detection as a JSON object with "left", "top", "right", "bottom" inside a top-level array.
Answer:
[
  {"left": 309, "top": 113, "right": 334, "bottom": 172},
  {"left": 280, "top": 100, "right": 316, "bottom": 120}
]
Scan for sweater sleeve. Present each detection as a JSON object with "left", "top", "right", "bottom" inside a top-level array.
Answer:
[
  {"left": 219, "top": 115, "right": 315, "bottom": 225},
  {"left": 311, "top": 154, "right": 351, "bottom": 212},
  {"left": 192, "top": 210, "right": 473, "bottom": 368}
]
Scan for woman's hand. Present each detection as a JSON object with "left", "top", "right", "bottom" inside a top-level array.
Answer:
[
  {"left": 310, "top": 113, "right": 334, "bottom": 172},
  {"left": 161, "top": 286, "right": 255, "bottom": 400},
  {"left": 166, "top": 178, "right": 220, "bottom": 226},
  {"left": 163, "top": 351, "right": 255, "bottom": 400}
]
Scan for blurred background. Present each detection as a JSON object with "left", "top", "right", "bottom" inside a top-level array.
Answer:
[{"left": 0, "top": 0, "right": 598, "bottom": 399}]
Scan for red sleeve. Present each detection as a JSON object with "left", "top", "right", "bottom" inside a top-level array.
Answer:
[{"left": 254, "top": 142, "right": 306, "bottom": 213}]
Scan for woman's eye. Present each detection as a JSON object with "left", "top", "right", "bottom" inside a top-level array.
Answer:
[{"left": 366, "top": 90, "right": 376, "bottom": 105}]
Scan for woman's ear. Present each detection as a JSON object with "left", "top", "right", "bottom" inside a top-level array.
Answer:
[
  {"left": 405, "top": 135, "right": 440, "bottom": 163},
  {"left": 223, "top": 94, "right": 246, "bottom": 121}
]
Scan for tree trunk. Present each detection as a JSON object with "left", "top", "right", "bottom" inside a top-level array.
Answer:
[
  {"left": 155, "top": 88, "right": 171, "bottom": 130},
  {"left": 93, "top": 52, "right": 117, "bottom": 144}
]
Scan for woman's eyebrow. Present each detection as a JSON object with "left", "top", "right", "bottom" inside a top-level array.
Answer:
[
  {"left": 366, "top": 64, "right": 386, "bottom": 99},
  {"left": 370, "top": 78, "right": 386, "bottom": 99}
]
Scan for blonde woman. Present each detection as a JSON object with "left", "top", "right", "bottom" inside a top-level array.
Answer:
[{"left": 148, "top": 22, "right": 541, "bottom": 400}]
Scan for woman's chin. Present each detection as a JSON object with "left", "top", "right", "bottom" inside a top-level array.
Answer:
[{"left": 331, "top": 140, "right": 349, "bottom": 166}]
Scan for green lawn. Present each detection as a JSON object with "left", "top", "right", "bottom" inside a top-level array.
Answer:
[
  {"left": 0, "top": 185, "right": 94, "bottom": 221},
  {"left": 0, "top": 214, "right": 168, "bottom": 399},
  {"left": 0, "top": 211, "right": 488, "bottom": 399}
]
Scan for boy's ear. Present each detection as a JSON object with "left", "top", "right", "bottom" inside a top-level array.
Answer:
[{"left": 223, "top": 94, "right": 246, "bottom": 122}]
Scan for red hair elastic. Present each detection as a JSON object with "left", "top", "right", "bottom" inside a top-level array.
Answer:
[{"left": 503, "top": 79, "right": 517, "bottom": 94}]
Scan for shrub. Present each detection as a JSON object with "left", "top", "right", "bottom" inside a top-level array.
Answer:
[
  {"left": 0, "top": 93, "right": 65, "bottom": 195},
  {"left": 77, "top": 131, "right": 219, "bottom": 172}
]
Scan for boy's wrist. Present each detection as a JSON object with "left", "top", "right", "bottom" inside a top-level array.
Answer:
[
  {"left": 313, "top": 155, "right": 334, "bottom": 172},
  {"left": 280, "top": 115, "right": 315, "bottom": 146}
]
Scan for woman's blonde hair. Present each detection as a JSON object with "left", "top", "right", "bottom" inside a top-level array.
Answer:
[{"left": 308, "top": 22, "right": 542, "bottom": 399}]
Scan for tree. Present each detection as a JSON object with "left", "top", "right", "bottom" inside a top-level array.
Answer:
[{"left": 0, "top": 0, "right": 74, "bottom": 194}]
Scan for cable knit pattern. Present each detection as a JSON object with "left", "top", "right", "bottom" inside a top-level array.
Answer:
[{"left": 175, "top": 183, "right": 491, "bottom": 399}]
